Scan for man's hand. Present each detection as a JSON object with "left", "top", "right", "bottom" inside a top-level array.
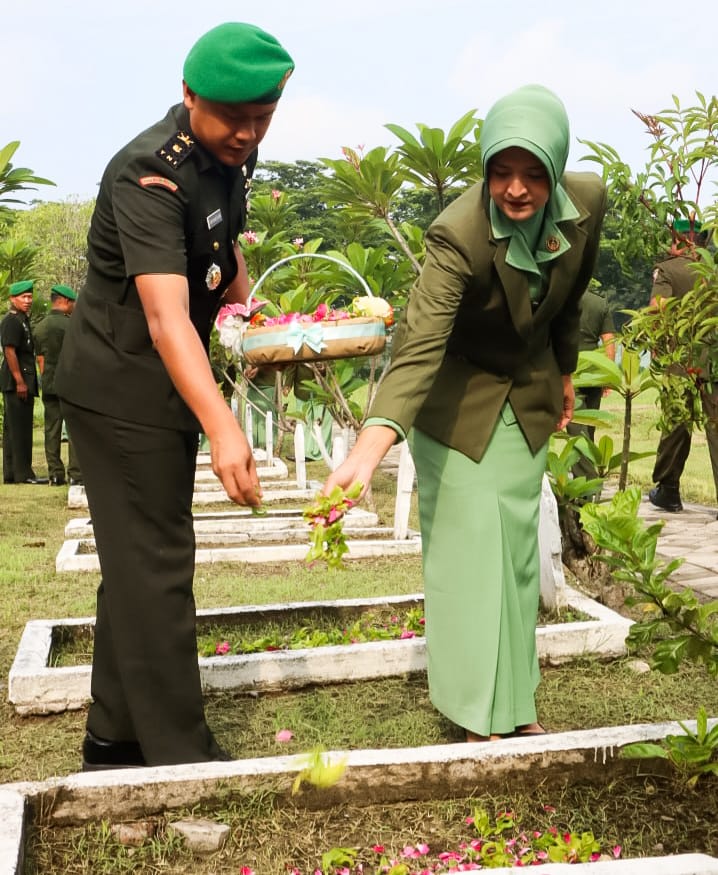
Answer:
[
  {"left": 556, "top": 374, "right": 575, "bottom": 430},
  {"left": 209, "top": 420, "right": 262, "bottom": 506}
]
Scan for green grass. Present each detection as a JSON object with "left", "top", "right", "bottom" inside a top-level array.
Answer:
[{"left": 3, "top": 416, "right": 718, "bottom": 871}]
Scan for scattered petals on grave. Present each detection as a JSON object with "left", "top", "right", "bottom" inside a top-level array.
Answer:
[
  {"left": 237, "top": 805, "right": 620, "bottom": 871},
  {"left": 199, "top": 606, "right": 425, "bottom": 657}
]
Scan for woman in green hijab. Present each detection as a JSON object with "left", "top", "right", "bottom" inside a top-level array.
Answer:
[{"left": 324, "top": 85, "right": 607, "bottom": 741}]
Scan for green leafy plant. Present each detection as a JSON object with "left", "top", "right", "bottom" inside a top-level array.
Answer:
[
  {"left": 572, "top": 346, "right": 656, "bottom": 490},
  {"left": 621, "top": 706, "right": 718, "bottom": 787},
  {"left": 579, "top": 486, "right": 718, "bottom": 677},
  {"left": 200, "top": 606, "right": 425, "bottom": 657}
]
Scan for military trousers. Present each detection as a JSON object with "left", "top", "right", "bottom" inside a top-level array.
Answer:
[
  {"left": 652, "top": 387, "right": 718, "bottom": 502},
  {"left": 42, "top": 394, "right": 81, "bottom": 481},
  {"left": 61, "top": 399, "right": 223, "bottom": 766},
  {"left": 2, "top": 390, "right": 36, "bottom": 482}
]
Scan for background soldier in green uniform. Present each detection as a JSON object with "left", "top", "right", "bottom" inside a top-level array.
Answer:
[
  {"left": 648, "top": 220, "right": 718, "bottom": 514},
  {"left": 55, "top": 22, "right": 294, "bottom": 770},
  {"left": 1, "top": 280, "right": 46, "bottom": 484},
  {"left": 566, "top": 283, "right": 615, "bottom": 478},
  {"left": 34, "top": 284, "right": 82, "bottom": 486}
]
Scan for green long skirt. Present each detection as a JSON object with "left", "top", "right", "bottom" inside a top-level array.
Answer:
[{"left": 410, "top": 403, "right": 548, "bottom": 736}]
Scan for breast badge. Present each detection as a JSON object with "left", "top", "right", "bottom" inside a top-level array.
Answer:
[{"left": 205, "top": 263, "right": 222, "bottom": 291}]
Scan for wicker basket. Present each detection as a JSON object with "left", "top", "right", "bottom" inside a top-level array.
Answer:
[{"left": 240, "top": 254, "right": 387, "bottom": 365}]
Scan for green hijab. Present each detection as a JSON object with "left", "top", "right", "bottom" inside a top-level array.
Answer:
[{"left": 481, "top": 84, "right": 579, "bottom": 292}]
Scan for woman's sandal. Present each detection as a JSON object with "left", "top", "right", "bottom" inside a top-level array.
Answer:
[{"left": 510, "top": 722, "right": 547, "bottom": 737}]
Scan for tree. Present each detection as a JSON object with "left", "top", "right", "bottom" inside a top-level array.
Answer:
[
  {"left": 12, "top": 199, "right": 94, "bottom": 298},
  {"left": 0, "top": 141, "right": 55, "bottom": 223},
  {"left": 385, "top": 109, "right": 483, "bottom": 214},
  {"left": 580, "top": 92, "right": 718, "bottom": 268}
]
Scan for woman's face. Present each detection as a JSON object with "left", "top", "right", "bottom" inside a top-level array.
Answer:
[
  {"left": 183, "top": 84, "right": 277, "bottom": 167},
  {"left": 488, "top": 146, "right": 551, "bottom": 221}
]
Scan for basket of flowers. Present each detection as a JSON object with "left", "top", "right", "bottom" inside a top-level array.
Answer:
[{"left": 215, "top": 254, "right": 393, "bottom": 366}]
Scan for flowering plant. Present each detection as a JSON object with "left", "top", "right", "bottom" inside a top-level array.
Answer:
[{"left": 304, "top": 482, "right": 363, "bottom": 568}]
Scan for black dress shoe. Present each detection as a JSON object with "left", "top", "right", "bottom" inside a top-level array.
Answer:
[
  {"left": 69, "top": 478, "right": 84, "bottom": 486},
  {"left": 49, "top": 475, "right": 66, "bottom": 486},
  {"left": 648, "top": 485, "right": 683, "bottom": 513},
  {"left": 21, "top": 477, "right": 50, "bottom": 485},
  {"left": 82, "top": 731, "right": 146, "bottom": 771}
]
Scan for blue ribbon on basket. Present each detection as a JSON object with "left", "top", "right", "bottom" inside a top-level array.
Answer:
[{"left": 284, "top": 321, "right": 327, "bottom": 354}]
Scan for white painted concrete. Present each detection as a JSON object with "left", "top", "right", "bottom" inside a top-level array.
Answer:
[
  {"left": 2, "top": 722, "right": 717, "bottom": 875},
  {"left": 64, "top": 506, "right": 380, "bottom": 540},
  {"left": 8, "top": 586, "right": 630, "bottom": 715},
  {"left": 55, "top": 531, "right": 422, "bottom": 573}
]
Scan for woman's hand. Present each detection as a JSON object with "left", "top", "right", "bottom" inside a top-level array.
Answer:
[
  {"left": 322, "top": 424, "right": 398, "bottom": 499},
  {"left": 556, "top": 374, "right": 575, "bottom": 430}
]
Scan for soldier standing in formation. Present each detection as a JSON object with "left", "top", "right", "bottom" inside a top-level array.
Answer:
[
  {"left": 34, "top": 284, "right": 82, "bottom": 486},
  {"left": 1, "top": 280, "right": 46, "bottom": 484},
  {"left": 648, "top": 219, "right": 718, "bottom": 515}
]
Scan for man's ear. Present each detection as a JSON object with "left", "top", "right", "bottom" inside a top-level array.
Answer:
[{"left": 182, "top": 82, "right": 196, "bottom": 109}]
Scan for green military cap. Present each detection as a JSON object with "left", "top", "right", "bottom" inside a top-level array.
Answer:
[
  {"left": 9, "top": 280, "right": 34, "bottom": 296},
  {"left": 51, "top": 284, "right": 77, "bottom": 301},
  {"left": 674, "top": 218, "right": 702, "bottom": 233},
  {"left": 183, "top": 22, "right": 294, "bottom": 104}
]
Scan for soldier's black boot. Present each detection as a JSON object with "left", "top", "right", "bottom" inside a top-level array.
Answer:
[{"left": 648, "top": 484, "right": 683, "bottom": 513}]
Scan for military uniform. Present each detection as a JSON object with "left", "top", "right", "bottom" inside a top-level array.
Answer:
[
  {"left": 54, "top": 20, "right": 294, "bottom": 769},
  {"left": 34, "top": 304, "right": 81, "bottom": 484},
  {"left": 566, "top": 287, "right": 615, "bottom": 475},
  {"left": 1, "top": 305, "right": 38, "bottom": 482},
  {"left": 650, "top": 253, "right": 718, "bottom": 508},
  {"left": 55, "top": 105, "right": 255, "bottom": 765}
]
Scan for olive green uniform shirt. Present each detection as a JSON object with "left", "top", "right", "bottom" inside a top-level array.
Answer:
[
  {"left": 0, "top": 309, "right": 37, "bottom": 395},
  {"left": 33, "top": 309, "right": 71, "bottom": 396},
  {"left": 652, "top": 254, "right": 698, "bottom": 301},
  {"left": 367, "top": 173, "right": 607, "bottom": 462},
  {"left": 577, "top": 288, "right": 615, "bottom": 352},
  {"left": 55, "top": 103, "right": 255, "bottom": 431}
]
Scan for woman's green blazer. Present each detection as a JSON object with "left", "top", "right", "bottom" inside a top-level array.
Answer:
[{"left": 368, "top": 172, "right": 607, "bottom": 462}]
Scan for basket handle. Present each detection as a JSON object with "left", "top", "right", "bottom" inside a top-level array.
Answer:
[{"left": 247, "top": 253, "right": 373, "bottom": 305}]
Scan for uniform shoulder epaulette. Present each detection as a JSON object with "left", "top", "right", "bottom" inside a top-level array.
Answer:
[{"left": 156, "top": 130, "right": 195, "bottom": 169}]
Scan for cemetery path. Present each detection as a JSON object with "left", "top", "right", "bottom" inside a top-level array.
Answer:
[{"left": 640, "top": 493, "right": 718, "bottom": 601}]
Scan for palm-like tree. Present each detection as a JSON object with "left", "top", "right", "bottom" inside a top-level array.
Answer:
[{"left": 0, "top": 141, "right": 55, "bottom": 222}]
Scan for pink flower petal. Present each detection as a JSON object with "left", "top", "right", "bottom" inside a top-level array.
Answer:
[{"left": 275, "top": 729, "right": 294, "bottom": 743}]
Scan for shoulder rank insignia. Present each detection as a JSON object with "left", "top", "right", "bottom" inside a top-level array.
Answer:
[{"left": 156, "top": 130, "right": 195, "bottom": 169}]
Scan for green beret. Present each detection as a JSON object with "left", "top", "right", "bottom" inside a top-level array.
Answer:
[
  {"left": 183, "top": 22, "right": 294, "bottom": 104},
  {"left": 51, "top": 284, "right": 77, "bottom": 301},
  {"left": 674, "top": 218, "right": 702, "bottom": 233},
  {"left": 9, "top": 280, "right": 34, "bottom": 296}
]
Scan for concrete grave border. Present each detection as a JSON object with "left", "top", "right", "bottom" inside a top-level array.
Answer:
[
  {"left": 8, "top": 587, "right": 631, "bottom": 715},
  {"left": 2, "top": 721, "right": 718, "bottom": 875}
]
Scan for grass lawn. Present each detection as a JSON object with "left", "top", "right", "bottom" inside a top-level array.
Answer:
[{"left": 2, "top": 407, "right": 718, "bottom": 871}]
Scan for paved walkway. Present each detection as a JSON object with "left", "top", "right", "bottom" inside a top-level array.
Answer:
[{"left": 638, "top": 493, "right": 718, "bottom": 601}]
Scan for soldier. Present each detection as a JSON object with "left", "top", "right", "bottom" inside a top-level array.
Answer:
[
  {"left": 566, "top": 283, "right": 615, "bottom": 478},
  {"left": 1, "top": 280, "right": 46, "bottom": 484},
  {"left": 54, "top": 22, "right": 294, "bottom": 770},
  {"left": 647, "top": 219, "right": 718, "bottom": 514},
  {"left": 34, "top": 284, "right": 82, "bottom": 486}
]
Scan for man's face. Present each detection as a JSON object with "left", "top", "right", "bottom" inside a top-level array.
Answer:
[
  {"left": 9, "top": 292, "right": 33, "bottom": 315},
  {"left": 183, "top": 84, "right": 278, "bottom": 167}
]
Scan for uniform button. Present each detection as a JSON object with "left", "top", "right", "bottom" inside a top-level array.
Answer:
[{"left": 212, "top": 241, "right": 220, "bottom": 251}]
